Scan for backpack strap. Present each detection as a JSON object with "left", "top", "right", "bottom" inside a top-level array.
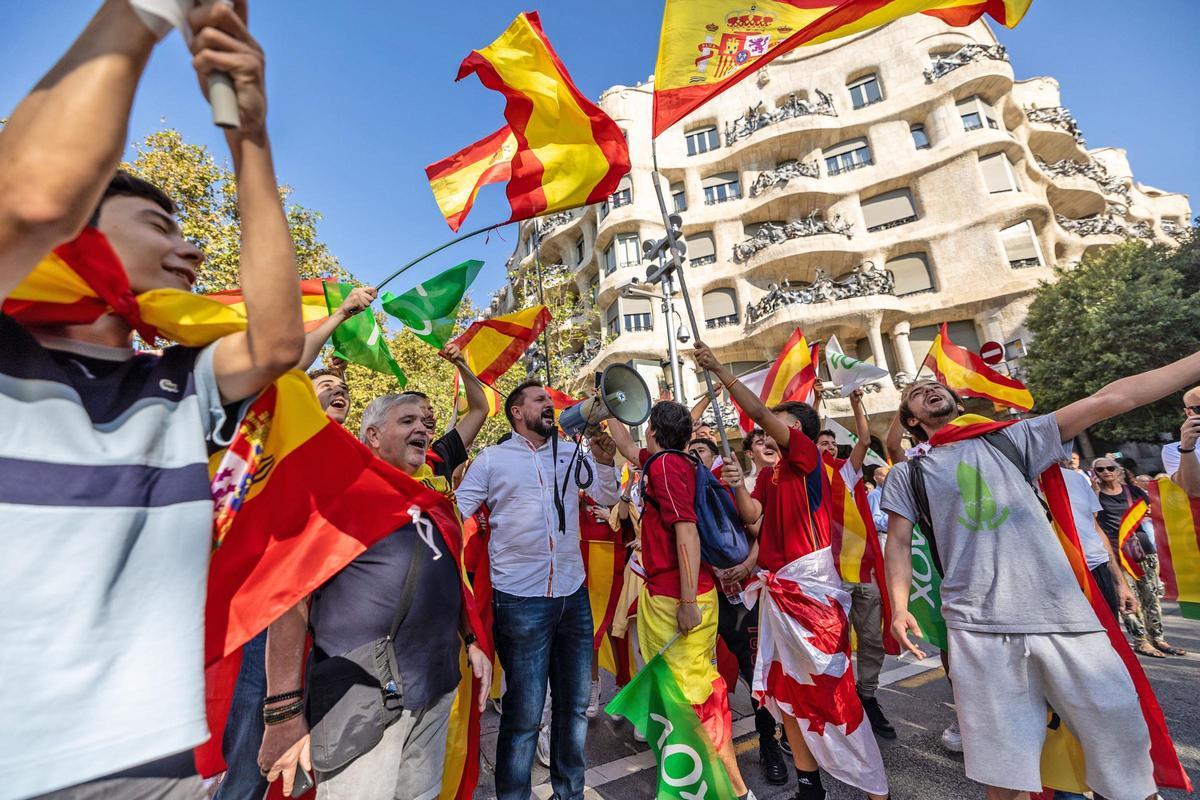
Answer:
[
  {"left": 638, "top": 449, "right": 696, "bottom": 512},
  {"left": 907, "top": 457, "right": 944, "bottom": 577},
  {"left": 981, "top": 430, "right": 1054, "bottom": 522}
]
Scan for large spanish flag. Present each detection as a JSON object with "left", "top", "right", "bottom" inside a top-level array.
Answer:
[
  {"left": 453, "top": 12, "right": 630, "bottom": 227},
  {"left": 426, "top": 126, "right": 518, "bottom": 233},
  {"left": 1149, "top": 477, "right": 1200, "bottom": 620},
  {"left": 924, "top": 322, "right": 1034, "bottom": 411},
  {"left": 452, "top": 304, "right": 551, "bottom": 385},
  {"left": 653, "top": 0, "right": 1032, "bottom": 136}
]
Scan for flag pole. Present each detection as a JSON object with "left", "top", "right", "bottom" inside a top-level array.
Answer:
[
  {"left": 649, "top": 140, "right": 734, "bottom": 461},
  {"left": 532, "top": 220, "right": 554, "bottom": 387},
  {"left": 376, "top": 222, "right": 501, "bottom": 292}
]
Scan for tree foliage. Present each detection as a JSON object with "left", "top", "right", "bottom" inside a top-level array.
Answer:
[{"left": 1023, "top": 229, "right": 1200, "bottom": 442}]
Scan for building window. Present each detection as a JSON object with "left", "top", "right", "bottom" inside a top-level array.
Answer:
[
  {"left": 910, "top": 124, "right": 931, "bottom": 150},
  {"left": 599, "top": 200, "right": 610, "bottom": 220},
  {"left": 603, "top": 244, "right": 616, "bottom": 276},
  {"left": 847, "top": 73, "right": 883, "bottom": 109},
  {"left": 886, "top": 253, "right": 934, "bottom": 296},
  {"left": 605, "top": 303, "right": 620, "bottom": 337},
  {"left": 980, "top": 152, "right": 1020, "bottom": 194},
  {"left": 622, "top": 296, "right": 653, "bottom": 332},
  {"left": 589, "top": 277, "right": 599, "bottom": 305},
  {"left": 862, "top": 188, "right": 917, "bottom": 233},
  {"left": 824, "top": 137, "right": 873, "bottom": 176},
  {"left": 610, "top": 175, "right": 633, "bottom": 208},
  {"left": 688, "top": 231, "right": 717, "bottom": 266},
  {"left": 908, "top": 320, "right": 980, "bottom": 366},
  {"left": 702, "top": 288, "right": 739, "bottom": 329},
  {"left": 574, "top": 236, "right": 585, "bottom": 265},
  {"left": 671, "top": 182, "right": 687, "bottom": 212},
  {"left": 1000, "top": 220, "right": 1044, "bottom": 268},
  {"left": 685, "top": 125, "right": 719, "bottom": 156},
  {"left": 957, "top": 96, "right": 999, "bottom": 132},
  {"left": 614, "top": 233, "right": 641, "bottom": 270},
  {"left": 702, "top": 172, "right": 741, "bottom": 205}
]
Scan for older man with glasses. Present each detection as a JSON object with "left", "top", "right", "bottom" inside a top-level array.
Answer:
[{"left": 1161, "top": 387, "right": 1200, "bottom": 498}]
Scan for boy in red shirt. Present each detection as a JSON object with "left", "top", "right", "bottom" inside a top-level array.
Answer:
[
  {"left": 609, "top": 401, "right": 754, "bottom": 800},
  {"left": 694, "top": 343, "right": 890, "bottom": 800}
]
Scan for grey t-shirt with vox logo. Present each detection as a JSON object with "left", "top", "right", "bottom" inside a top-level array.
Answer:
[{"left": 881, "top": 414, "right": 1101, "bottom": 634}]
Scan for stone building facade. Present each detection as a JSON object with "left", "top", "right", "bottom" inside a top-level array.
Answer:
[{"left": 494, "top": 14, "right": 1191, "bottom": 432}]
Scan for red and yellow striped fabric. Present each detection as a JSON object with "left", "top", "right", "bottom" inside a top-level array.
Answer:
[
  {"left": 205, "top": 278, "right": 331, "bottom": 333},
  {"left": 453, "top": 371, "right": 503, "bottom": 418},
  {"left": 1116, "top": 500, "right": 1149, "bottom": 580},
  {"left": 580, "top": 495, "right": 631, "bottom": 682},
  {"left": 924, "top": 322, "right": 1034, "bottom": 411},
  {"left": 1148, "top": 477, "right": 1200, "bottom": 621},
  {"left": 653, "top": 0, "right": 1032, "bottom": 136},
  {"left": 452, "top": 305, "right": 551, "bottom": 385},
  {"left": 763, "top": 327, "right": 819, "bottom": 407},
  {"left": 426, "top": 126, "right": 517, "bottom": 232},
  {"left": 455, "top": 12, "right": 630, "bottom": 226}
]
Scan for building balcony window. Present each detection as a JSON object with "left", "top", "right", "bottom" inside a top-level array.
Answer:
[
  {"left": 745, "top": 263, "right": 896, "bottom": 326},
  {"left": 671, "top": 183, "right": 687, "bottom": 212},
  {"left": 611, "top": 190, "right": 632, "bottom": 208},
  {"left": 826, "top": 153, "right": 873, "bottom": 176},
  {"left": 923, "top": 43, "right": 1009, "bottom": 82},
  {"left": 732, "top": 213, "right": 853, "bottom": 262},
  {"left": 867, "top": 215, "right": 917, "bottom": 232},
  {"left": 703, "top": 174, "right": 742, "bottom": 205},
  {"left": 690, "top": 254, "right": 717, "bottom": 266},
  {"left": 910, "top": 124, "right": 931, "bottom": 150},
  {"left": 686, "top": 126, "right": 720, "bottom": 156},
  {"left": 958, "top": 96, "right": 999, "bottom": 133},
  {"left": 848, "top": 74, "right": 883, "bottom": 110},
  {"left": 623, "top": 313, "right": 652, "bottom": 332},
  {"left": 1008, "top": 257, "right": 1042, "bottom": 269},
  {"left": 862, "top": 188, "right": 918, "bottom": 234},
  {"left": 686, "top": 231, "right": 717, "bottom": 267},
  {"left": 723, "top": 90, "right": 837, "bottom": 146},
  {"left": 705, "top": 314, "right": 739, "bottom": 330}
]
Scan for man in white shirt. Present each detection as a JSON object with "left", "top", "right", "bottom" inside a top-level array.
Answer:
[
  {"left": 456, "top": 381, "right": 619, "bottom": 800},
  {"left": 1162, "top": 386, "right": 1200, "bottom": 497},
  {"left": 1057, "top": 460, "right": 1137, "bottom": 618}
]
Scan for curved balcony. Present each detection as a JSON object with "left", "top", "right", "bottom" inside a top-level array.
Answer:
[
  {"left": 924, "top": 44, "right": 1009, "bottom": 83},
  {"left": 731, "top": 213, "right": 854, "bottom": 264},
  {"left": 1161, "top": 219, "right": 1193, "bottom": 244},
  {"left": 1056, "top": 204, "right": 1154, "bottom": 242},
  {"left": 744, "top": 263, "right": 895, "bottom": 329},
  {"left": 1024, "top": 106, "right": 1089, "bottom": 163},
  {"left": 748, "top": 159, "right": 821, "bottom": 198},
  {"left": 722, "top": 90, "right": 838, "bottom": 148}
]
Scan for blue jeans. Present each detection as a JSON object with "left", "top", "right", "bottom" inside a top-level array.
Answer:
[
  {"left": 215, "top": 631, "right": 269, "bottom": 800},
  {"left": 492, "top": 584, "right": 593, "bottom": 800},
  {"left": 1053, "top": 793, "right": 1088, "bottom": 799}
]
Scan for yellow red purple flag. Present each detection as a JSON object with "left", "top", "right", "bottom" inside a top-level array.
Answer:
[
  {"left": 454, "top": 12, "right": 630, "bottom": 225},
  {"left": 653, "top": 0, "right": 1033, "bottom": 136},
  {"left": 451, "top": 305, "right": 551, "bottom": 385},
  {"left": 923, "top": 322, "right": 1034, "bottom": 411}
]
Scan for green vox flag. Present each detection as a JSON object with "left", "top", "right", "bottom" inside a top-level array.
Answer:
[
  {"left": 380, "top": 259, "right": 484, "bottom": 349},
  {"left": 323, "top": 282, "right": 407, "bottom": 387},
  {"left": 604, "top": 651, "right": 736, "bottom": 800},
  {"left": 908, "top": 524, "right": 947, "bottom": 651}
]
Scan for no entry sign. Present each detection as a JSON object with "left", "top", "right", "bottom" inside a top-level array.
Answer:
[{"left": 979, "top": 340, "right": 1004, "bottom": 365}]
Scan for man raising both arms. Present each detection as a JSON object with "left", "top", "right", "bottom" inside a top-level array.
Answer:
[
  {"left": 882, "top": 346, "right": 1200, "bottom": 800},
  {"left": 0, "top": 2, "right": 304, "bottom": 797},
  {"left": 694, "top": 342, "right": 890, "bottom": 800}
]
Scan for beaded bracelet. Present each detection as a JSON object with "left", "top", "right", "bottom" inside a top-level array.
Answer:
[
  {"left": 263, "top": 689, "right": 303, "bottom": 706},
  {"left": 263, "top": 700, "right": 305, "bottom": 726}
]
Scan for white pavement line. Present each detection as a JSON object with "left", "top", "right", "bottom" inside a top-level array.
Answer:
[{"left": 532, "top": 659, "right": 942, "bottom": 796}]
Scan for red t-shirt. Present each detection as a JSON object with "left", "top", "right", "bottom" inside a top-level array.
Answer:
[
  {"left": 752, "top": 427, "right": 828, "bottom": 572},
  {"left": 639, "top": 448, "right": 715, "bottom": 598}
]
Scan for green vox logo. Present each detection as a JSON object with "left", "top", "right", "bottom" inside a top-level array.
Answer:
[{"left": 955, "top": 462, "right": 1009, "bottom": 532}]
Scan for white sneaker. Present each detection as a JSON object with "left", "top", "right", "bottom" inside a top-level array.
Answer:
[
  {"left": 536, "top": 724, "right": 551, "bottom": 767},
  {"left": 633, "top": 725, "right": 647, "bottom": 743},
  {"left": 941, "top": 720, "right": 963, "bottom": 753},
  {"left": 585, "top": 680, "right": 601, "bottom": 719}
]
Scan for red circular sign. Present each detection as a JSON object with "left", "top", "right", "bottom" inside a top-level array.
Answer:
[{"left": 979, "top": 341, "right": 1004, "bottom": 365}]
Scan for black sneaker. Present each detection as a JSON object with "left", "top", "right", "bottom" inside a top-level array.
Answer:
[
  {"left": 759, "top": 733, "right": 788, "bottom": 785},
  {"left": 859, "top": 693, "right": 896, "bottom": 740}
]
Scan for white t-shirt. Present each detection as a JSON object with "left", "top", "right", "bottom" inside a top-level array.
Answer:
[
  {"left": 1161, "top": 441, "right": 1197, "bottom": 477},
  {"left": 1059, "top": 466, "right": 1108, "bottom": 570}
]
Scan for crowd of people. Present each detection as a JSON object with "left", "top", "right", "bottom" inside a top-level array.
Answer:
[{"left": 2, "top": 4, "right": 1199, "bottom": 800}]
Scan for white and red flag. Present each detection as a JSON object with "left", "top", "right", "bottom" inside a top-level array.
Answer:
[{"left": 744, "top": 548, "right": 889, "bottom": 797}]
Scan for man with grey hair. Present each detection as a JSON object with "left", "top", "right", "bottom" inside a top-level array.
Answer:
[{"left": 259, "top": 393, "right": 491, "bottom": 798}]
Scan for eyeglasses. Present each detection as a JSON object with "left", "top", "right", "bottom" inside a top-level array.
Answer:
[
  {"left": 1094, "top": 465, "right": 1118, "bottom": 473},
  {"left": 1187, "top": 405, "right": 1200, "bottom": 415}
]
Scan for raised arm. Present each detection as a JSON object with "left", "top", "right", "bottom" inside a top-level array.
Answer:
[
  {"left": 606, "top": 418, "right": 642, "bottom": 466},
  {"left": 0, "top": 1, "right": 158, "bottom": 300},
  {"left": 443, "top": 342, "right": 489, "bottom": 450},
  {"left": 692, "top": 341, "right": 792, "bottom": 448},
  {"left": 721, "top": 459, "right": 762, "bottom": 529},
  {"left": 296, "top": 286, "right": 377, "bottom": 370},
  {"left": 885, "top": 411, "right": 908, "bottom": 464},
  {"left": 846, "top": 388, "right": 870, "bottom": 472},
  {"left": 689, "top": 393, "right": 711, "bottom": 422},
  {"left": 1056, "top": 351, "right": 1200, "bottom": 442},
  {"left": 585, "top": 429, "right": 620, "bottom": 505},
  {"left": 199, "top": 3, "right": 304, "bottom": 402},
  {"left": 455, "top": 451, "right": 490, "bottom": 519}
]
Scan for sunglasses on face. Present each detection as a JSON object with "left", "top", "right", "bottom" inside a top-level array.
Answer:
[
  {"left": 1187, "top": 405, "right": 1200, "bottom": 415},
  {"left": 1094, "top": 465, "right": 1118, "bottom": 473}
]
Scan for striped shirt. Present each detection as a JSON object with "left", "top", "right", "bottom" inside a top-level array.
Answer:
[{"left": 0, "top": 314, "right": 231, "bottom": 798}]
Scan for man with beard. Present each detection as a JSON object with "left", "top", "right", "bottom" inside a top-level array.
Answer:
[
  {"left": 455, "top": 381, "right": 619, "bottom": 800},
  {"left": 882, "top": 355, "right": 1200, "bottom": 800}
]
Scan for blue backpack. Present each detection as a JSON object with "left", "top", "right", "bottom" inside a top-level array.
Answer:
[{"left": 640, "top": 450, "right": 750, "bottom": 569}]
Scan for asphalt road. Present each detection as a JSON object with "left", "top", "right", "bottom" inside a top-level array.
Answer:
[{"left": 472, "top": 603, "right": 1200, "bottom": 799}]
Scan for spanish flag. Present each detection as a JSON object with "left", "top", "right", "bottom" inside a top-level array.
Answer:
[
  {"left": 653, "top": 0, "right": 1032, "bottom": 136},
  {"left": 448, "top": 12, "right": 630, "bottom": 228},
  {"left": 453, "top": 370, "right": 503, "bottom": 418},
  {"left": 452, "top": 304, "right": 551, "bottom": 385},
  {"left": 1116, "top": 500, "right": 1150, "bottom": 580},
  {"left": 924, "top": 322, "right": 1034, "bottom": 411},
  {"left": 580, "top": 493, "right": 632, "bottom": 684},
  {"left": 1149, "top": 477, "right": 1200, "bottom": 621},
  {"left": 426, "top": 126, "right": 517, "bottom": 233},
  {"left": 206, "top": 278, "right": 331, "bottom": 332}
]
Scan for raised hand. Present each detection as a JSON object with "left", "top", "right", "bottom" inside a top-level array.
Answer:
[{"left": 188, "top": 1, "right": 267, "bottom": 136}]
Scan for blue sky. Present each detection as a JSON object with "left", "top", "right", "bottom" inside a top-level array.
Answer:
[{"left": 2, "top": 1, "right": 1196, "bottom": 301}]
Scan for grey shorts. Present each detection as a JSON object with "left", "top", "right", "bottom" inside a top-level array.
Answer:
[
  {"left": 947, "top": 628, "right": 1156, "bottom": 799},
  {"left": 33, "top": 750, "right": 205, "bottom": 800}
]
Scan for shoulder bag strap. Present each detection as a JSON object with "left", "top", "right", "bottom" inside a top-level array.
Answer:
[
  {"left": 907, "top": 457, "right": 944, "bottom": 576},
  {"left": 388, "top": 515, "right": 430, "bottom": 640}
]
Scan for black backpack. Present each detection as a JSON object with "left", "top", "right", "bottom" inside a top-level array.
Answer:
[{"left": 640, "top": 450, "right": 750, "bottom": 569}]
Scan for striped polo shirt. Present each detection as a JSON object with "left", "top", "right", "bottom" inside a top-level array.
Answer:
[{"left": 0, "top": 313, "right": 231, "bottom": 798}]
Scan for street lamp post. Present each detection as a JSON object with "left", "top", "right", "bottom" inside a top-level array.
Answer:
[{"left": 620, "top": 270, "right": 689, "bottom": 407}]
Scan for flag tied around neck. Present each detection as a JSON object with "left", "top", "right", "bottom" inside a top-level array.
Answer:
[
  {"left": 427, "top": 12, "right": 630, "bottom": 231},
  {"left": 652, "top": 0, "right": 1033, "bottom": 136}
]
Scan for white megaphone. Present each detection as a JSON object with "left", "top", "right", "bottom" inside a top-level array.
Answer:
[{"left": 558, "top": 363, "right": 652, "bottom": 437}]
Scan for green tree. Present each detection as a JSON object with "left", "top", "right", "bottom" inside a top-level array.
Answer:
[
  {"left": 1023, "top": 229, "right": 1199, "bottom": 442},
  {"left": 124, "top": 129, "right": 348, "bottom": 291}
]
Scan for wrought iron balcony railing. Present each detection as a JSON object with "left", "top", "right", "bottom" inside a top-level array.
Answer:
[
  {"left": 1025, "top": 106, "right": 1087, "bottom": 148},
  {"left": 745, "top": 263, "right": 896, "bottom": 326},
  {"left": 723, "top": 90, "right": 837, "bottom": 147},
  {"left": 749, "top": 159, "right": 820, "bottom": 197},
  {"left": 1036, "top": 157, "right": 1130, "bottom": 201},
  {"left": 924, "top": 43, "right": 1009, "bottom": 82},
  {"left": 732, "top": 212, "right": 853, "bottom": 262}
]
